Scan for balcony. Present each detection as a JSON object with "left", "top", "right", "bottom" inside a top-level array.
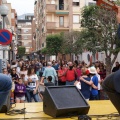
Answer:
[
  {"left": 46, "top": 22, "right": 56, "bottom": 29},
  {"left": 46, "top": 4, "right": 56, "bottom": 12},
  {"left": 46, "top": 22, "right": 69, "bottom": 30},
  {"left": 46, "top": 4, "right": 69, "bottom": 14},
  {"left": 18, "top": 41, "right": 22, "bottom": 46},
  {"left": 56, "top": 4, "right": 69, "bottom": 15},
  {"left": 18, "top": 35, "right": 22, "bottom": 40},
  {"left": 56, "top": 4, "right": 69, "bottom": 10}
]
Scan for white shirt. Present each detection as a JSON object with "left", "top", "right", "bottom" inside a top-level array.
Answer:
[
  {"left": 96, "top": 73, "right": 101, "bottom": 90},
  {"left": 20, "top": 70, "right": 27, "bottom": 76},
  {"left": 25, "top": 74, "right": 38, "bottom": 88}
]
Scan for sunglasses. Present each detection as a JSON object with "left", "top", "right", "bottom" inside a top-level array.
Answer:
[{"left": 12, "top": 70, "right": 16, "bottom": 71}]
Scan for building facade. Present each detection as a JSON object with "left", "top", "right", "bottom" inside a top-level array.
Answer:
[
  {"left": 0, "top": 0, "right": 18, "bottom": 62},
  {"left": 34, "top": 0, "right": 96, "bottom": 49},
  {"left": 17, "top": 14, "right": 34, "bottom": 55},
  {"left": 33, "top": 0, "right": 96, "bottom": 60}
]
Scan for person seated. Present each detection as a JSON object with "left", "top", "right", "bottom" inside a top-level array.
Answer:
[{"left": 39, "top": 76, "right": 54, "bottom": 100}]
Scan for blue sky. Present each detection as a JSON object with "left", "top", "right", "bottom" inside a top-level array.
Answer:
[{"left": 7, "top": 0, "right": 34, "bottom": 15}]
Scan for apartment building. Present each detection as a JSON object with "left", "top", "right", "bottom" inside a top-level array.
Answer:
[
  {"left": 0, "top": 0, "right": 18, "bottom": 61},
  {"left": 34, "top": 0, "right": 96, "bottom": 50},
  {"left": 17, "top": 14, "right": 34, "bottom": 54}
]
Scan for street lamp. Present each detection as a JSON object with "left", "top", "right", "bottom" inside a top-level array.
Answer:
[
  {"left": 0, "top": 4, "right": 9, "bottom": 29},
  {"left": 0, "top": 4, "right": 9, "bottom": 59}
]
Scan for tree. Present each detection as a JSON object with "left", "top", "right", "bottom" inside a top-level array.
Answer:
[
  {"left": 46, "top": 34, "right": 63, "bottom": 60},
  {"left": 41, "top": 47, "right": 48, "bottom": 55},
  {"left": 81, "top": 4, "right": 120, "bottom": 75},
  {"left": 18, "top": 46, "right": 26, "bottom": 58},
  {"left": 61, "top": 31, "right": 82, "bottom": 60}
]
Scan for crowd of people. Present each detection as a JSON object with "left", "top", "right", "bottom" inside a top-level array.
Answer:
[{"left": 2, "top": 58, "right": 120, "bottom": 104}]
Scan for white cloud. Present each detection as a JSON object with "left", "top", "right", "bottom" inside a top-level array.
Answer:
[{"left": 7, "top": 0, "right": 34, "bottom": 15}]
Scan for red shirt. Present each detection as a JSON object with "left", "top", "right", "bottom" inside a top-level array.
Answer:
[
  {"left": 66, "top": 69, "right": 75, "bottom": 81},
  {"left": 58, "top": 69, "right": 66, "bottom": 82}
]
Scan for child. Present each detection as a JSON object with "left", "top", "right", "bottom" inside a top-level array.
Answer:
[
  {"left": 39, "top": 76, "right": 54, "bottom": 100},
  {"left": 11, "top": 79, "right": 15, "bottom": 104},
  {"left": 14, "top": 78, "right": 26, "bottom": 103}
]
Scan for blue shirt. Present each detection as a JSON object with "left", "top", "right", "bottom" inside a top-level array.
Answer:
[
  {"left": 52, "top": 64, "right": 59, "bottom": 71},
  {"left": 80, "top": 77, "right": 91, "bottom": 99},
  {"left": 91, "top": 75, "right": 98, "bottom": 96}
]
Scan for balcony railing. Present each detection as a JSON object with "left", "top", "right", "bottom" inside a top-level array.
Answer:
[
  {"left": 46, "top": 4, "right": 69, "bottom": 12},
  {"left": 46, "top": 4, "right": 56, "bottom": 12},
  {"left": 56, "top": 4, "right": 69, "bottom": 11},
  {"left": 46, "top": 22, "right": 69, "bottom": 29}
]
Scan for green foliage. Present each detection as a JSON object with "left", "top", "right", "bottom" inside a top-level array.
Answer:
[
  {"left": 18, "top": 46, "right": 26, "bottom": 57},
  {"left": 41, "top": 47, "right": 48, "bottom": 54},
  {"left": 80, "top": 4, "right": 120, "bottom": 73},
  {"left": 46, "top": 34, "right": 63, "bottom": 56},
  {"left": 61, "top": 31, "right": 82, "bottom": 55},
  {"left": 81, "top": 5, "right": 120, "bottom": 54}
]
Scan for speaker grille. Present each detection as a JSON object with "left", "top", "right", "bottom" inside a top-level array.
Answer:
[{"left": 48, "top": 86, "right": 88, "bottom": 109}]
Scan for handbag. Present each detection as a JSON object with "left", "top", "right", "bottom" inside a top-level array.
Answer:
[{"left": 74, "top": 81, "right": 81, "bottom": 89}]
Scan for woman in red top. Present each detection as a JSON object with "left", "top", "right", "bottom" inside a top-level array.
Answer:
[
  {"left": 64, "top": 62, "right": 78, "bottom": 85},
  {"left": 58, "top": 65, "right": 66, "bottom": 85}
]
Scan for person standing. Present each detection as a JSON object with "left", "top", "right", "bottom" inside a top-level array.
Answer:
[
  {"left": 58, "top": 65, "right": 66, "bottom": 85},
  {"left": 64, "top": 62, "right": 77, "bottom": 85},
  {"left": 112, "top": 62, "right": 120, "bottom": 72},
  {"left": 79, "top": 67, "right": 92, "bottom": 101},
  {"left": 40, "top": 62, "right": 58, "bottom": 85},
  {"left": 14, "top": 78, "right": 26, "bottom": 103},
  {"left": 24, "top": 68, "right": 39, "bottom": 102},
  {"left": 89, "top": 67, "right": 99, "bottom": 100}
]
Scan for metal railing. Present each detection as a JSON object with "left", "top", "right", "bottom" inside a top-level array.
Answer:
[
  {"left": 46, "top": 22, "right": 69, "bottom": 29},
  {"left": 56, "top": 4, "right": 69, "bottom": 10},
  {"left": 46, "top": 4, "right": 69, "bottom": 11}
]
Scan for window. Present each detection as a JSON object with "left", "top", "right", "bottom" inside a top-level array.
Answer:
[
  {"left": 11, "top": 13, "right": 14, "bottom": 19},
  {"left": 73, "top": 0, "right": 79, "bottom": 6},
  {"left": 59, "top": 16, "right": 64, "bottom": 27},
  {"left": 24, "top": 29, "right": 29, "bottom": 33},
  {"left": 73, "top": 15, "right": 79, "bottom": 23},
  {"left": 42, "top": 43, "right": 44, "bottom": 47},
  {"left": 88, "top": 2, "right": 96, "bottom": 6},
  {"left": 24, "top": 36, "right": 28, "bottom": 39},
  {"left": 26, "top": 22, "right": 31, "bottom": 25}
]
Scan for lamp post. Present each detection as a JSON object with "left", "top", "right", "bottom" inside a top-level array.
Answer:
[{"left": 0, "top": 4, "right": 9, "bottom": 59}]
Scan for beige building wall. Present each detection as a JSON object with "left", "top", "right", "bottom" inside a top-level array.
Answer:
[
  {"left": 18, "top": 20, "right": 33, "bottom": 54},
  {"left": 34, "top": 0, "right": 97, "bottom": 53}
]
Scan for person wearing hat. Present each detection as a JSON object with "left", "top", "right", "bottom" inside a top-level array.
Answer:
[
  {"left": 88, "top": 66, "right": 99, "bottom": 100},
  {"left": 80, "top": 67, "right": 98, "bottom": 100},
  {"left": 0, "top": 73, "right": 12, "bottom": 110}
]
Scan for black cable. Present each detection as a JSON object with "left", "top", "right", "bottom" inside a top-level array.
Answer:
[
  {"left": 5, "top": 108, "right": 26, "bottom": 116},
  {"left": 87, "top": 112, "right": 120, "bottom": 119}
]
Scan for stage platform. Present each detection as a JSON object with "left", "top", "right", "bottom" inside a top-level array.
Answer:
[{"left": 0, "top": 100, "right": 118, "bottom": 120}]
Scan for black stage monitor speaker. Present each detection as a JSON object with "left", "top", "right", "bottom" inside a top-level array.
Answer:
[
  {"left": 0, "top": 92, "right": 11, "bottom": 113},
  {"left": 43, "top": 86, "right": 90, "bottom": 118}
]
